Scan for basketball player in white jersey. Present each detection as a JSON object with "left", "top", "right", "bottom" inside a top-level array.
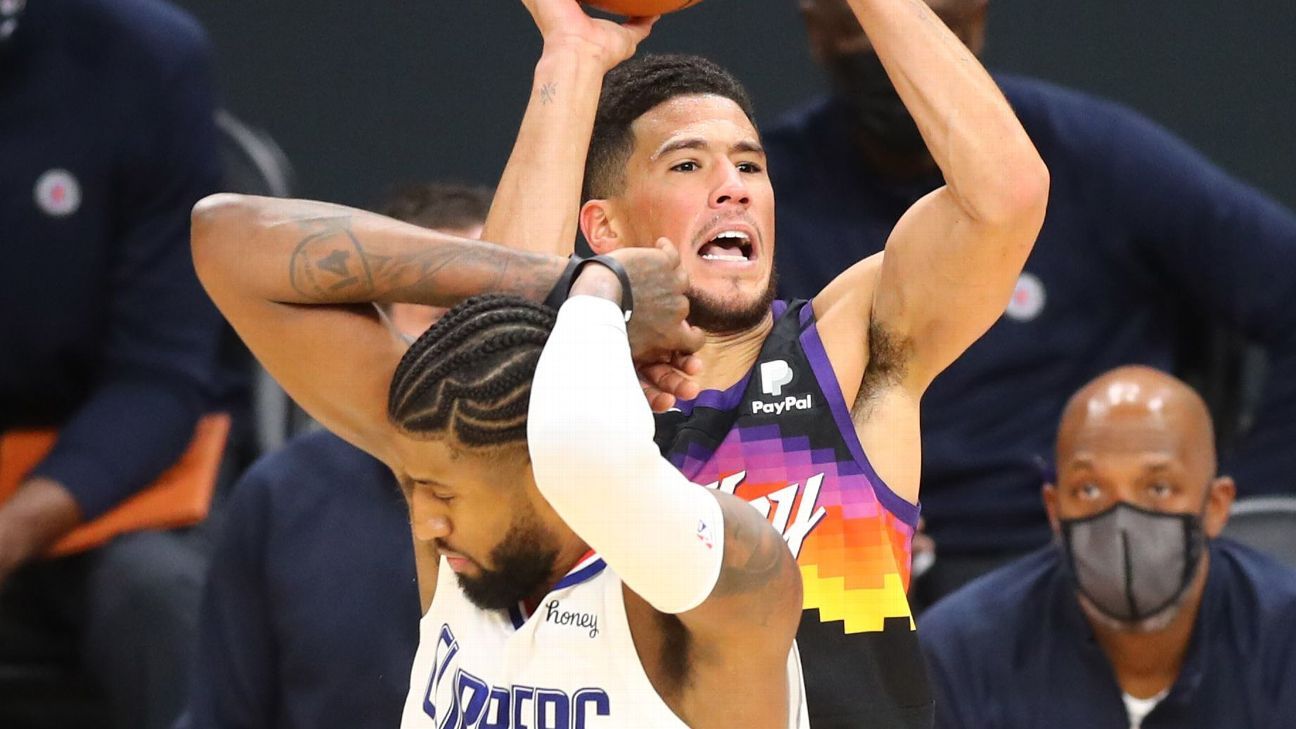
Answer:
[{"left": 191, "top": 194, "right": 807, "bottom": 726}]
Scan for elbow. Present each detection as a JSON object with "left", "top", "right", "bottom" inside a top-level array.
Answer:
[
  {"left": 190, "top": 193, "right": 255, "bottom": 283},
  {"left": 980, "top": 151, "right": 1051, "bottom": 230}
]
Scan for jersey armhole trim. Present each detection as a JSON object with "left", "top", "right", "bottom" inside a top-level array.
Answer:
[{"left": 798, "top": 305, "right": 922, "bottom": 529}]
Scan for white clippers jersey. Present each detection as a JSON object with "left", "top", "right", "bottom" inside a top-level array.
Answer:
[{"left": 401, "top": 553, "right": 809, "bottom": 729}]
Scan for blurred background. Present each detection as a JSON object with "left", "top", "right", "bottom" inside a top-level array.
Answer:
[{"left": 173, "top": 0, "right": 1296, "bottom": 210}]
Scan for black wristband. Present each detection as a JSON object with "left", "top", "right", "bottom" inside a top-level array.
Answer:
[
  {"left": 572, "top": 254, "right": 634, "bottom": 321},
  {"left": 542, "top": 255, "right": 584, "bottom": 310}
]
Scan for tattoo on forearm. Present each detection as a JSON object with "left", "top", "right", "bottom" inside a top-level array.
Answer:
[
  {"left": 539, "top": 82, "right": 557, "bottom": 106},
  {"left": 287, "top": 216, "right": 554, "bottom": 304}
]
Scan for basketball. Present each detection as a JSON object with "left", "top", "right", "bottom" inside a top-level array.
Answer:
[{"left": 582, "top": 0, "right": 704, "bottom": 17}]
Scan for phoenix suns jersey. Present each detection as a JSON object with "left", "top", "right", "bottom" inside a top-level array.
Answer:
[
  {"left": 655, "top": 299, "right": 935, "bottom": 728},
  {"left": 401, "top": 553, "right": 809, "bottom": 729}
]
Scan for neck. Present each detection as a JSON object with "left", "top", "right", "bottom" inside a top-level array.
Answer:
[
  {"left": 694, "top": 314, "right": 774, "bottom": 391},
  {"left": 527, "top": 539, "right": 593, "bottom": 609},
  {"left": 1086, "top": 555, "right": 1209, "bottom": 699}
]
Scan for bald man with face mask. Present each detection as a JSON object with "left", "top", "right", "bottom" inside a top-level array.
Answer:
[{"left": 917, "top": 366, "right": 1296, "bottom": 729}]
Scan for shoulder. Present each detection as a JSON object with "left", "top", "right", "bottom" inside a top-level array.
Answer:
[
  {"left": 1212, "top": 539, "right": 1296, "bottom": 619},
  {"left": 763, "top": 97, "right": 833, "bottom": 142},
  {"left": 994, "top": 73, "right": 1132, "bottom": 127},
  {"left": 920, "top": 548, "right": 1062, "bottom": 659},
  {"left": 993, "top": 72, "right": 1199, "bottom": 168},
  {"left": 1208, "top": 540, "right": 1296, "bottom": 679},
  {"left": 760, "top": 97, "right": 837, "bottom": 179},
  {"left": 62, "top": 0, "right": 212, "bottom": 79},
  {"left": 239, "top": 430, "right": 386, "bottom": 490}
]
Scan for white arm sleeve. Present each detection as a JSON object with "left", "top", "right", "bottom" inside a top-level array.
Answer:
[{"left": 528, "top": 296, "right": 725, "bottom": 614}]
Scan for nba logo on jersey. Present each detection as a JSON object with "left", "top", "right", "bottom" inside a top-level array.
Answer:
[{"left": 421, "top": 624, "right": 612, "bottom": 729}]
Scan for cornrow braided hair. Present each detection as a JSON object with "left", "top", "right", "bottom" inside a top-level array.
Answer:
[{"left": 388, "top": 294, "right": 557, "bottom": 450}]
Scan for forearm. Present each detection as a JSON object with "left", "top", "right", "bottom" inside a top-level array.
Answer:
[
  {"left": 483, "top": 44, "right": 607, "bottom": 255},
  {"left": 528, "top": 296, "right": 724, "bottom": 614},
  {"left": 848, "top": 0, "right": 1046, "bottom": 220},
  {"left": 32, "top": 376, "right": 202, "bottom": 519},
  {"left": 192, "top": 193, "right": 567, "bottom": 309}
]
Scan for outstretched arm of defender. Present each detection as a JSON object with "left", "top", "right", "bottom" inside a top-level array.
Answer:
[
  {"left": 192, "top": 194, "right": 701, "bottom": 455},
  {"left": 527, "top": 268, "right": 802, "bottom": 643},
  {"left": 191, "top": 193, "right": 572, "bottom": 459},
  {"left": 816, "top": 0, "right": 1049, "bottom": 391}
]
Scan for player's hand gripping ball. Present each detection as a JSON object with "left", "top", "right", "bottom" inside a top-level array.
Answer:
[{"left": 582, "top": 0, "right": 703, "bottom": 16}]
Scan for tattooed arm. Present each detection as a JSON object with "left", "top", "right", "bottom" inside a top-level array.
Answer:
[
  {"left": 482, "top": 0, "right": 655, "bottom": 254},
  {"left": 191, "top": 193, "right": 567, "bottom": 461}
]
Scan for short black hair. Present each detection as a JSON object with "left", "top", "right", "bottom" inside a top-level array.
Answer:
[
  {"left": 379, "top": 182, "right": 494, "bottom": 231},
  {"left": 583, "top": 54, "right": 756, "bottom": 202},
  {"left": 387, "top": 295, "right": 555, "bottom": 450}
]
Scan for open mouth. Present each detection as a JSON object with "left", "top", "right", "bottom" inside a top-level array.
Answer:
[{"left": 697, "top": 229, "right": 754, "bottom": 263}]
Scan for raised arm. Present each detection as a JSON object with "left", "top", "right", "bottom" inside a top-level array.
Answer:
[
  {"left": 191, "top": 193, "right": 568, "bottom": 461},
  {"left": 527, "top": 263, "right": 801, "bottom": 647},
  {"left": 815, "top": 0, "right": 1050, "bottom": 391},
  {"left": 482, "top": 0, "right": 655, "bottom": 254}
]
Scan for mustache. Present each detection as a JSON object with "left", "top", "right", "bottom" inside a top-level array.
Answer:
[{"left": 434, "top": 538, "right": 475, "bottom": 563}]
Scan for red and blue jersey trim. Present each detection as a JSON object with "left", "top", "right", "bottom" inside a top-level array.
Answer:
[{"left": 507, "top": 550, "right": 606, "bottom": 630}]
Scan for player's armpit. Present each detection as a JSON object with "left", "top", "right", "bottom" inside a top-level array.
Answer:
[{"left": 810, "top": 252, "right": 884, "bottom": 406}]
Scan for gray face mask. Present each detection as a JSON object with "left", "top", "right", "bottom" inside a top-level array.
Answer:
[{"left": 1060, "top": 501, "right": 1206, "bottom": 625}]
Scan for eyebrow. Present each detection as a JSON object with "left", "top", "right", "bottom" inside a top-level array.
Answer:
[{"left": 650, "top": 137, "right": 765, "bottom": 161}]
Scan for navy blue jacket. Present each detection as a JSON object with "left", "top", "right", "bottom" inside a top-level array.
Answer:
[
  {"left": 763, "top": 77, "right": 1296, "bottom": 554},
  {"left": 0, "top": 0, "right": 222, "bottom": 518},
  {"left": 918, "top": 540, "right": 1296, "bottom": 729},
  {"left": 184, "top": 430, "right": 420, "bottom": 729}
]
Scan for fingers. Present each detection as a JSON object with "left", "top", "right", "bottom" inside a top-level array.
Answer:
[
  {"left": 621, "top": 14, "right": 660, "bottom": 42},
  {"left": 640, "top": 361, "right": 701, "bottom": 405},
  {"left": 672, "top": 352, "right": 703, "bottom": 376},
  {"left": 655, "top": 237, "right": 681, "bottom": 268},
  {"left": 677, "top": 321, "right": 706, "bottom": 355},
  {"left": 640, "top": 378, "right": 676, "bottom": 413}
]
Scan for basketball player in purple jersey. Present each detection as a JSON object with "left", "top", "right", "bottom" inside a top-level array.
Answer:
[{"left": 480, "top": 0, "right": 1049, "bottom": 725}]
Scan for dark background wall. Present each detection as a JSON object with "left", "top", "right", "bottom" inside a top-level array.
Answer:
[{"left": 175, "top": 0, "right": 1295, "bottom": 211}]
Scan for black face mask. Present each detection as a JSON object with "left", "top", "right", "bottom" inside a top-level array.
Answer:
[
  {"left": 1060, "top": 501, "right": 1207, "bottom": 626},
  {"left": 824, "top": 50, "right": 928, "bottom": 157}
]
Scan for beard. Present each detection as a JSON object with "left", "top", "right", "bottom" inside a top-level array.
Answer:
[
  {"left": 452, "top": 515, "right": 560, "bottom": 611},
  {"left": 686, "top": 267, "right": 778, "bottom": 336}
]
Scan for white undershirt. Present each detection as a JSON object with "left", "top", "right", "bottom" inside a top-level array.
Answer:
[{"left": 1122, "top": 688, "right": 1169, "bottom": 729}]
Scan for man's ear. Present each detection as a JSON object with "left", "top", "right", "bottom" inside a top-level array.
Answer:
[
  {"left": 579, "top": 200, "right": 622, "bottom": 255},
  {"left": 1203, "top": 475, "right": 1237, "bottom": 538},
  {"left": 1042, "top": 482, "right": 1061, "bottom": 537}
]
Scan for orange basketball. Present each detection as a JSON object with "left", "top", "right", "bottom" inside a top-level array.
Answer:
[{"left": 582, "top": 0, "right": 704, "bottom": 17}]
